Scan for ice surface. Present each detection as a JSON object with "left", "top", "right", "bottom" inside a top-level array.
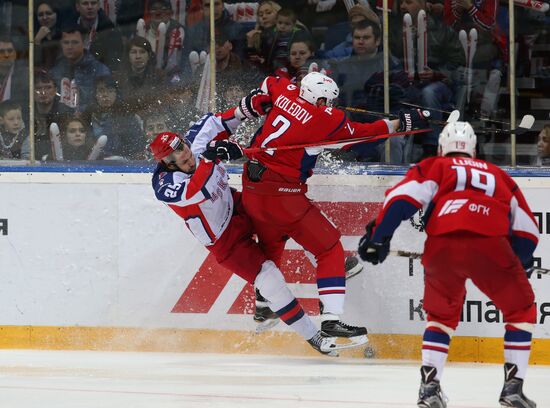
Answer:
[{"left": 0, "top": 350, "right": 548, "bottom": 407}]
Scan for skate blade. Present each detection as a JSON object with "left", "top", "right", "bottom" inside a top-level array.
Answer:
[
  {"left": 331, "top": 334, "right": 369, "bottom": 351},
  {"left": 345, "top": 261, "right": 364, "bottom": 280},
  {"left": 320, "top": 337, "right": 340, "bottom": 357},
  {"left": 255, "top": 318, "right": 280, "bottom": 334}
]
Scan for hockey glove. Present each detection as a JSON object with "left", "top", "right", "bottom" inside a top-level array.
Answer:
[
  {"left": 358, "top": 220, "right": 391, "bottom": 265},
  {"left": 236, "top": 89, "right": 272, "bottom": 120},
  {"left": 398, "top": 108, "right": 431, "bottom": 132},
  {"left": 202, "top": 140, "right": 243, "bottom": 162}
]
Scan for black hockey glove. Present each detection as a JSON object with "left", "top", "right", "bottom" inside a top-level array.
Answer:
[
  {"left": 202, "top": 140, "right": 243, "bottom": 162},
  {"left": 398, "top": 108, "right": 431, "bottom": 132},
  {"left": 358, "top": 220, "right": 391, "bottom": 265},
  {"left": 237, "top": 89, "right": 272, "bottom": 120}
]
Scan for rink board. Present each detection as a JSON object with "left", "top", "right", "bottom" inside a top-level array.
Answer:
[{"left": 0, "top": 170, "right": 549, "bottom": 363}]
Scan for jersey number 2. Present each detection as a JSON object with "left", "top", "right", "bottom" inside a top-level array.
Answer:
[
  {"left": 262, "top": 115, "right": 291, "bottom": 156},
  {"left": 451, "top": 165, "right": 495, "bottom": 196}
]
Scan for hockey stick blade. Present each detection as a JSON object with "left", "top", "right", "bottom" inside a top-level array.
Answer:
[
  {"left": 341, "top": 107, "right": 460, "bottom": 125},
  {"left": 475, "top": 115, "right": 535, "bottom": 136}
]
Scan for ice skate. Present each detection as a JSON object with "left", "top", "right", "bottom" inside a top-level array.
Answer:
[
  {"left": 345, "top": 255, "right": 363, "bottom": 280},
  {"left": 307, "top": 331, "right": 338, "bottom": 357},
  {"left": 499, "top": 363, "right": 536, "bottom": 408},
  {"left": 417, "top": 366, "right": 448, "bottom": 408},
  {"left": 254, "top": 289, "right": 280, "bottom": 334},
  {"left": 320, "top": 315, "right": 368, "bottom": 351}
]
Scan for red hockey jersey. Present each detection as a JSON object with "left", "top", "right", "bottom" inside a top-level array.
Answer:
[
  {"left": 372, "top": 156, "right": 539, "bottom": 265},
  {"left": 247, "top": 76, "right": 390, "bottom": 181}
]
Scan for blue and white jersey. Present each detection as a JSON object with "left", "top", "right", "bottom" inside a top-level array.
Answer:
[{"left": 151, "top": 112, "right": 240, "bottom": 246}]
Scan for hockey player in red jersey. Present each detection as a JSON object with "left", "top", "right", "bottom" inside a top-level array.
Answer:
[
  {"left": 358, "top": 121, "right": 539, "bottom": 407},
  {"left": 241, "top": 71, "right": 430, "bottom": 348},
  {"left": 148, "top": 108, "right": 338, "bottom": 356}
]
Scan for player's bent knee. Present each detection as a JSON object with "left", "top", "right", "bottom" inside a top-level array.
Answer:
[{"left": 254, "top": 260, "right": 290, "bottom": 304}]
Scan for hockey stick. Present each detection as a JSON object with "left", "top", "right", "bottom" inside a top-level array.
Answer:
[
  {"left": 342, "top": 107, "right": 461, "bottom": 125},
  {"left": 474, "top": 114, "right": 535, "bottom": 136},
  {"left": 389, "top": 250, "right": 550, "bottom": 275},
  {"left": 399, "top": 102, "right": 535, "bottom": 131},
  {"left": 243, "top": 128, "right": 432, "bottom": 154}
]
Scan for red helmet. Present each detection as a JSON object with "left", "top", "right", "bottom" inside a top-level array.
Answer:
[{"left": 149, "top": 132, "right": 184, "bottom": 162}]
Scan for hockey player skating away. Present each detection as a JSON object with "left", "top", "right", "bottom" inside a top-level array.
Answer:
[
  {"left": 148, "top": 110, "right": 337, "bottom": 356},
  {"left": 241, "top": 72, "right": 430, "bottom": 349},
  {"left": 358, "top": 121, "right": 539, "bottom": 407}
]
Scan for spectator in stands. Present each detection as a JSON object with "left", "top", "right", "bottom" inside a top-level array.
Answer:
[
  {"left": 215, "top": 30, "right": 243, "bottom": 74},
  {"left": 143, "top": 0, "right": 185, "bottom": 75},
  {"left": 34, "top": 70, "right": 73, "bottom": 160},
  {"left": 246, "top": 0, "right": 281, "bottom": 65},
  {"left": 186, "top": 0, "right": 245, "bottom": 59},
  {"left": 59, "top": 113, "right": 100, "bottom": 161},
  {"left": 389, "top": 0, "right": 465, "bottom": 159},
  {"left": 115, "top": 0, "right": 146, "bottom": 40},
  {"left": 165, "top": 81, "right": 201, "bottom": 131},
  {"left": 320, "top": 3, "right": 381, "bottom": 59},
  {"left": 0, "top": 35, "right": 29, "bottom": 111},
  {"left": 275, "top": 39, "right": 316, "bottom": 85},
  {"left": 50, "top": 25, "right": 111, "bottom": 112},
  {"left": 132, "top": 110, "right": 171, "bottom": 160},
  {"left": 115, "top": 36, "right": 164, "bottom": 115},
  {"left": 87, "top": 75, "right": 143, "bottom": 159},
  {"left": 330, "top": 20, "right": 411, "bottom": 163},
  {"left": 0, "top": 100, "right": 29, "bottom": 160},
  {"left": 34, "top": 1, "right": 62, "bottom": 69},
  {"left": 259, "top": 8, "right": 312, "bottom": 72},
  {"left": 537, "top": 124, "right": 550, "bottom": 166},
  {"left": 73, "top": 0, "right": 123, "bottom": 71}
]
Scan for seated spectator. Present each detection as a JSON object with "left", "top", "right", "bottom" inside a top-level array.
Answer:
[
  {"left": 34, "top": 1, "right": 62, "bottom": 69},
  {"left": 320, "top": 3, "right": 381, "bottom": 59},
  {"left": 389, "top": 0, "right": 465, "bottom": 159},
  {"left": 215, "top": 30, "right": 243, "bottom": 75},
  {"left": 0, "top": 36, "right": 29, "bottom": 113},
  {"left": 34, "top": 69, "right": 74, "bottom": 160},
  {"left": 0, "top": 100, "right": 29, "bottom": 160},
  {"left": 133, "top": 110, "right": 171, "bottom": 160},
  {"left": 50, "top": 25, "right": 111, "bottom": 112},
  {"left": 259, "top": 8, "right": 313, "bottom": 72},
  {"left": 165, "top": 80, "right": 201, "bottom": 131},
  {"left": 246, "top": 0, "right": 281, "bottom": 66},
  {"left": 537, "top": 124, "right": 550, "bottom": 166},
  {"left": 72, "top": 0, "right": 123, "bottom": 71},
  {"left": 330, "top": 20, "right": 411, "bottom": 163},
  {"left": 86, "top": 75, "right": 144, "bottom": 160},
  {"left": 59, "top": 113, "right": 100, "bottom": 161},
  {"left": 186, "top": 0, "right": 245, "bottom": 58},
  {"left": 115, "top": 36, "right": 165, "bottom": 115},
  {"left": 275, "top": 39, "right": 316, "bottom": 85},
  {"left": 143, "top": 0, "right": 185, "bottom": 75}
]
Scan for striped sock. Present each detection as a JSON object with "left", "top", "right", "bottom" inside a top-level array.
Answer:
[
  {"left": 504, "top": 324, "right": 532, "bottom": 379},
  {"left": 275, "top": 299, "right": 317, "bottom": 340},
  {"left": 317, "top": 277, "right": 346, "bottom": 316},
  {"left": 422, "top": 326, "right": 451, "bottom": 381}
]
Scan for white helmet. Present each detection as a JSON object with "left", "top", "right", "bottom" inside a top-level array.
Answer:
[
  {"left": 438, "top": 121, "right": 477, "bottom": 157},
  {"left": 299, "top": 72, "right": 339, "bottom": 106}
]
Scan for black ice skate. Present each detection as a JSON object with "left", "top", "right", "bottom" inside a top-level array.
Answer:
[
  {"left": 307, "top": 331, "right": 338, "bottom": 357},
  {"left": 254, "top": 289, "right": 280, "bottom": 334},
  {"left": 345, "top": 255, "right": 364, "bottom": 280},
  {"left": 320, "top": 317, "right": 368, "bottom": 351},
  {"left": 499, "top": 363, "right": 536, "bottom": 408},
  {"left": 417, "top": 365, "right": 448, "bottom": 408}
]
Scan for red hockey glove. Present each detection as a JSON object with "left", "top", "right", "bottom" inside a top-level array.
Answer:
[{"left": 236, "top": 89, "right": 272, "bottom": 120}]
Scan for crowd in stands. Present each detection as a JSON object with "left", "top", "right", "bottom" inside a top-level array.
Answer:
[{"left": 0, "top": 0, "right": 547, "bottom": 164}]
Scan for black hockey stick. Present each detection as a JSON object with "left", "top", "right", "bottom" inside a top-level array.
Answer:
[
  {"left": 342, "top": 106, "right": 460, "bottom": 126},
  {"left": 399, "top": 101, "right": 535, "bottom": 131},
  {"left": 473, "top": 114, "right": 535, "bottom": 136},
  {"left": 390, "top": 250, "right": 550, "bottom": 275}
]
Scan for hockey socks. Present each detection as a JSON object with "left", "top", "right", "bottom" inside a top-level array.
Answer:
[
  {"left": 254, "top": 261, "right": 318, "bottom": 340},
  {"left": 504, "top": 323, "right": 533, "bottom": 379},
  {"left": 422, "top": 323, "right": 453, "bottom": 381}
]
